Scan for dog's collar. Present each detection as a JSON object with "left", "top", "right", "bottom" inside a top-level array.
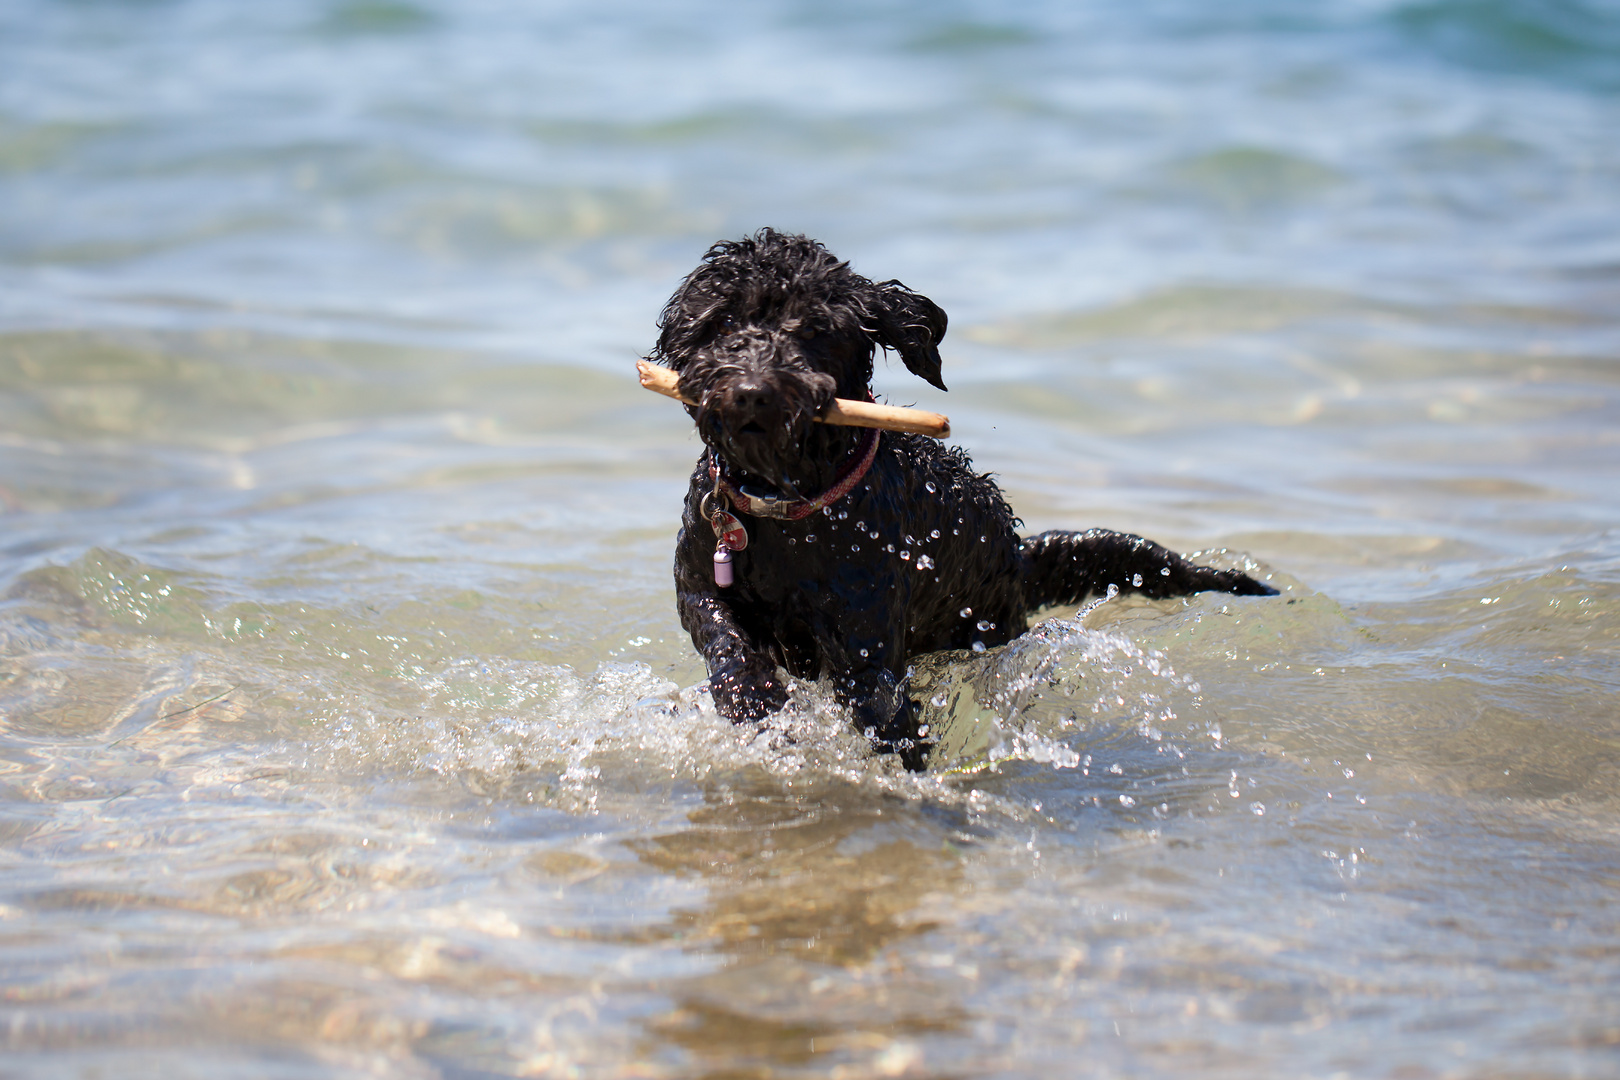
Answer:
[{"left": 711, "top": 426, "right": 880, "bottom": 521}]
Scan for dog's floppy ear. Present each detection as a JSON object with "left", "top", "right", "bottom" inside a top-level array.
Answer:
[{"left": 866, "top": 279, "right": 948, "bottom": 392}]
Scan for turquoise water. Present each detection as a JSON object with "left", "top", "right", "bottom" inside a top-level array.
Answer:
[{"left": 3, "top": 1, "right": 1618, "bottom": 1076}]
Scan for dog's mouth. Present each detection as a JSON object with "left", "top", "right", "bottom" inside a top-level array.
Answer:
[
  {"left": 705, "top": 399, "right": 805, "bottom": 446},
  {"left": 695, "top": 393, "right": 846, "bottom": 499},
  {"left": 706, "top": 410, "right": 816, "bottom": 496},
  {"left": 680, "top": 362, "right": 836, "bottom": 490}
]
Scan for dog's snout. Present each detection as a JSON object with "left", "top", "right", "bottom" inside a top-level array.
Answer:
[{"left": 726, "top": 380, "right": 777, "bottom": 424}]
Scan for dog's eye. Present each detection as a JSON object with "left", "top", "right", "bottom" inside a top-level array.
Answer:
[{"left": 798, "top": 326, "right": 817, "bottom": 341}]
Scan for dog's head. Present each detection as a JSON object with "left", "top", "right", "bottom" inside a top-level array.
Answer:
[{"left": 649, "top": 229, "right": 947, "bottom": 492}]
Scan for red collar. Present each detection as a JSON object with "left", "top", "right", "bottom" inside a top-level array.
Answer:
[{"left": 711, "top": 427, "right": 880, "bottom": 521}]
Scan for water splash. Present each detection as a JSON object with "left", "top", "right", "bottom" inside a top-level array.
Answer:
[
  {"left": 300, "top": 656, "right": 1036, "bottom": 819},
  {"left": 910, "top": 603, "right": 1208, "bottom": 776}
]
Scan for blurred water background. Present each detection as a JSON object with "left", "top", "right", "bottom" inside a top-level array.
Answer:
[{"left": 3, "top": 0, "right": 1619, "bottom": 1076}]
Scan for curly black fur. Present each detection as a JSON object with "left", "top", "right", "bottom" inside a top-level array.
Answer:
[{"left": 653, "top": 229, "right": 1276, "bottom": 769}]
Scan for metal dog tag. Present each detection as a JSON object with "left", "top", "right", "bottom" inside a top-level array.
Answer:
[{"left": 710, "top": 509, "right": 748, "bottom": 552}]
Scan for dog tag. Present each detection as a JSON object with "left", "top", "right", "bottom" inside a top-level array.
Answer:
[
  {"left": 713, "top": 545, "right": 734, "bottom": 587},
  {"left": 710, "top": 509, "right": 748, "bottom": 552}
]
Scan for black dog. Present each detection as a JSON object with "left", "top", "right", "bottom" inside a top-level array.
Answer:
[{"left": 652, "top": 229, "right": 1275, "bottom": 768}]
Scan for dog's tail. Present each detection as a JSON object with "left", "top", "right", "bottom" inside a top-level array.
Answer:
[{"left": 1019, "top": 529, "right": 1277, "bottom": 609}]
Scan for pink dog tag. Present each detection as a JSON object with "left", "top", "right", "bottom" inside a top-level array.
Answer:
[{"left": 713, "top": 546, "right": 734, "bottom": 587}]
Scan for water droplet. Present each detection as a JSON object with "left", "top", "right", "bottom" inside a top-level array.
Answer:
[
  {"left": 976, "top": 619, "right": 991, "bottom": 631},
  {"left": 1250, "top": 802, "right": 1266, "bottom": 816},
  {"left": 960, "top": 607, "right": 972, "bottom": 618},
  {"left": 929, "top": 529, "right": 940, "bottom": 540},
  {"left": 971, "top": 641, "right": 986, "bottom": 653},
  {"left": 787, "top": 537, "right": 796, "bottom": 546},
  {"left": 859, "top": 648, "right": 868, "bottom": 658},
  {"left": 930, "top": 692, "right": 948, "bottom": 707},
  {"left": 917, "top": 723, "right": 930, "bottom": 736},
  {"left": 851, "top": 544, "right": 860, "bottom": 552},
  {"left": 869, "top": 530, "right": 879, "bottom": 539},
  {"left": 886, "top": 543, "right": 895, "bottom": 553},
  {"left": 1160, "top": 566, "right": 1171, "bottom": 576},
  {"left": 916, "top": 554, "right": 934, "bottom": 569},
  {"left": 1132, "top": 573, "right": 1143, "bottom": 587},
  {"left": 979, "top": 535, "right": 987, "bottom": 543},
  {"left": 806, "top": 534, "right": 817, "bottom": 543},
  {"left": 1119, "top": 795, "right": 1136, "bottom": 807},
  {"left": 900, "top": 550, "right": 911, "bottom": 560},
  {"left": 905, "top": 534, "right": 916, "bottom": 545},
  {"left": 855, "top": 521, "right": 866, "bottom": 531},
  {"left": 837, "top": 508, "right": 848, "bottom": 520},
  {"left": 925, "top": 481, "right": 937, "bottom": 493}
]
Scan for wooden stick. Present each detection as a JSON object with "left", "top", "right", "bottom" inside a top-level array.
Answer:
[{"left": 636, "top": 359, "right": 951, "bottom": 439}]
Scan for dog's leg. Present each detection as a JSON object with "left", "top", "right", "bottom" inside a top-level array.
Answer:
[
  {"left": 673, "top": 473, "right": 790, "bottom": 722},
  {"left": 818, "top": 620, "right": 931, "bottom": 770},
  {"left": 842, "top": 668, "right": 929, "bottom": 772},
  {"left": 678, "top": 590, "right": 788, "bottom": 721},
  {"left": 1020, "top": 528, "right": 1277, "bottom": 607}
]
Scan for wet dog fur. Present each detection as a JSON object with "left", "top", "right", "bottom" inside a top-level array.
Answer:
[{"left": 652, "top": 229, "right": 1275, "bottom": 769}]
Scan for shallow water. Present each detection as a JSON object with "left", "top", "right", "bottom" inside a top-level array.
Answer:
[{"left": 3, "top": 1, "right": 1619, "bottom": 1076}]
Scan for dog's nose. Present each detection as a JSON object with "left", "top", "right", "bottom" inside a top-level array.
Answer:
[{"left": 728, "top": 381, "right": 776, "bottom": 425}]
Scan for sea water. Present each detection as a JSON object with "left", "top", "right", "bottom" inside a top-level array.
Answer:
[{"left": 2, "top": 1, "right": 1618, "bottom": 1076}]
